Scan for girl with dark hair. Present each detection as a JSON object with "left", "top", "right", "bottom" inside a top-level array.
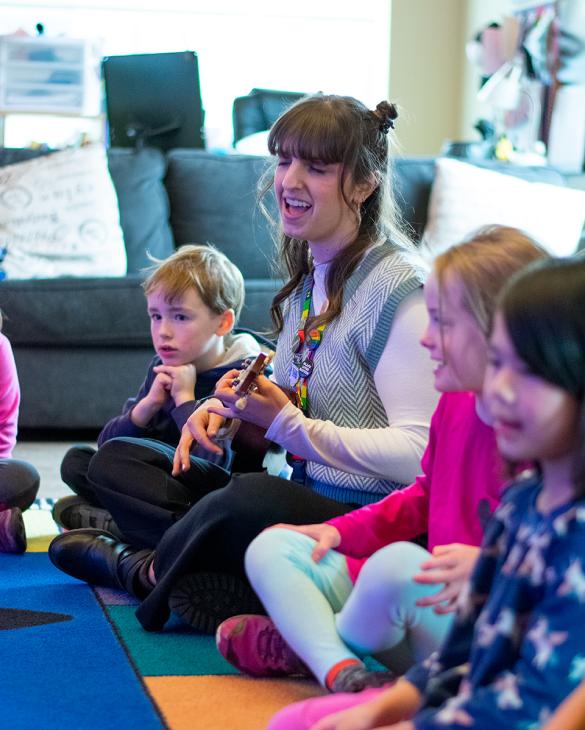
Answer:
[
  {"left": 269, "top": 256, "right": 585, "bottom": 730},
  {"left": 49, "top": 94, "right": 437, "bottom": 632}
]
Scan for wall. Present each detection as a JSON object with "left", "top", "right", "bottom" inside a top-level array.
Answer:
[
  {"left": 390, "top": 0, "right": 467, "bottom": 155},
  {"left": 390, "top": 0, "right": 516, "bottom": 156}
]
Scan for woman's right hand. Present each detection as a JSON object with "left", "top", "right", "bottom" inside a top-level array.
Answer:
[
  {"left": 270, "top": 522, "right": 341, "bottom": 563},
  {"left": 172, "top": 399, "right": 227, "bottom": 475}
]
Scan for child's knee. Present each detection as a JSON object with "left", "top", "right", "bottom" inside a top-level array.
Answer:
[
  {"left": 358, "top": 541, "right": 430, "bottom": 595},
  {"left": 245, "top": 527, "right": 312, "bottom": 583}
]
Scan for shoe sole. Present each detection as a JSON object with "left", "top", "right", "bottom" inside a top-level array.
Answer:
[{"left": 168, "top": 573, "right": 265, "bottom": 635}]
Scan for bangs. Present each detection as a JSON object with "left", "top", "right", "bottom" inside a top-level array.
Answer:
[{"left": 268, "top": 105, "right": 348, "bottom": 164}]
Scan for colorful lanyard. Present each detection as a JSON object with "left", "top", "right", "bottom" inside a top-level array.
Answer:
[{"left": 289, "top": 285, "right": 326, "bottom": 413}]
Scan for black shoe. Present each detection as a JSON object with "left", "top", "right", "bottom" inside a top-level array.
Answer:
[
  {"left": 168, "top": 572, "right": 265, "bottom": 634},
  {"left": 48, "top": 528, "right": 153, "bottom": 598},
  {"left": 52, "top": 496, "right": 124, "bottom": 540}
]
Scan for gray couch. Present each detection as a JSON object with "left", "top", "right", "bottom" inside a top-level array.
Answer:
[{"left": 0, "top": 147, "right": 569, "bottom": 431}]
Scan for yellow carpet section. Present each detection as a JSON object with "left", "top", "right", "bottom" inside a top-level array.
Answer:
[
  {"left": 145, "top": 675, "right": 326, "bottom": 730},
  {"left": 27, "top": 535, "right": 53, "bottom": 552}
]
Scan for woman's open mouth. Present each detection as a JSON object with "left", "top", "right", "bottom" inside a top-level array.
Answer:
[{"left": 283, "top": 197, "right": 312, "bottom": 217}]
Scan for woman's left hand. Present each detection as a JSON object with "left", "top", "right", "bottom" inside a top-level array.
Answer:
[
  {"left": 412, "top": 543, "right": 480, "bottom": 614},
  {"left": 208, "top": 374, "right": 291, "bottom": 429}
]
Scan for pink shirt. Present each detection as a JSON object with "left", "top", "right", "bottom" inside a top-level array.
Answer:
[
  {"left": 327, "top": 391, "right": 504, "bottom": 582},
  {"left": 0, "top": 333, "right": 20, "bottom": 458}
]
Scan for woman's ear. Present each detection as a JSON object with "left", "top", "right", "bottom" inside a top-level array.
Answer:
[
  {"left": 354, "top": 174, "right": 378, "bottom": 205},
  {"left": 216, "top": 309, "right": 235, "bottom": 337}
]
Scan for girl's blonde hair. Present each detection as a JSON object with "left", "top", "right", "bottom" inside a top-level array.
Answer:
[
  {"left": 259, "top": 93, "right": 414, "bottom": 335},
  {"left": 434, "top": 226, "right": 549, "bottom": 337},
  {"left": 142, "top": 244, "right": 245, "bottom": 322}
]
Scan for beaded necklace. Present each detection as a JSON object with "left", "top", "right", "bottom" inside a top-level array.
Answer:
[
  {"left": 288, "top": 284, "right": 326, "bottom": 413},
  {"left": 286, "top": 282, "right": 327, "bottom": 482}
]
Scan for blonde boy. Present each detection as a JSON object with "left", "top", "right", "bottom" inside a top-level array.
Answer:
[{"left": 53, "top": 245, "right": 265, "bottom": 540}]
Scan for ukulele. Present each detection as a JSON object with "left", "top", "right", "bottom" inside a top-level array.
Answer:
[
  {"left": 231, "top": 351, "right": 274, "bottom": 410},
  {"left": 216, "top": 350, "right": 279, "bottom": 471}
]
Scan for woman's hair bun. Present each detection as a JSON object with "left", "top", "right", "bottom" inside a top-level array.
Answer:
[{"left": 373, "top": 101, "right": 398, "bottom": 134}]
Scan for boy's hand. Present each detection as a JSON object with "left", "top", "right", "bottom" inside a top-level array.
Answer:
[
  {"left": 153, "top": 364, "right": 196, "bottom": 406},
  {"left": 172, "top": 399, "right": 226, "bottom": 475},
  {"left": 268, "top": 523, "right": 341, "bottom": 563},
  {"left": 413, "top": 543, "right": 480, "bottom": 614},
  {"left": 130, "top": 371, "right": 172, "bottom": 426},
  {"left": 209, "top": 374, "right": 290, "bottom": 429}
]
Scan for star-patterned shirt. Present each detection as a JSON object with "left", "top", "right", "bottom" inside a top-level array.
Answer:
[{"left": 406, "top": 472, "right": 585, "bottom": 729}]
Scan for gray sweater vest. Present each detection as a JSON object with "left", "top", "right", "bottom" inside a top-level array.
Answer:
[{"left": 272, "top": 243, "right": 425, "bottom": 505}]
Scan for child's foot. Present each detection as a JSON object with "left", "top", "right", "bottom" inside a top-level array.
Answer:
[
  {"left": 52, "top": 495, "right": 124, "bottom": 539},
  {"left": 329, "top": 663, "right": 395, "bottom": 693},
  {"left": 216, "top": 614, "right": 311, "bottom": 678},
  {"left": 0, "top": 507, "right": 27, "bottom": 554}
]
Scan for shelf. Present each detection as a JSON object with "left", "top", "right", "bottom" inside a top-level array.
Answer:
[{"left": 0, "top": 34, "right": 102, "bottom": 117}]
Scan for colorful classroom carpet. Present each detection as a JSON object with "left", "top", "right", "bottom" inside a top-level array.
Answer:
[{"left": 1, "top": 524, "right": 325, "bottom": 729}]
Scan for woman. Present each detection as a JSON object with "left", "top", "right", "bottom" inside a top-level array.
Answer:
[{"left": 49, "top": 94, "right": 437, "bottom": 633}]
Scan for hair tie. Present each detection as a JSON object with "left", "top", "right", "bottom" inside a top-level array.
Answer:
[{"left": 374, "top": 101, "right": 398, "bottom": 134}]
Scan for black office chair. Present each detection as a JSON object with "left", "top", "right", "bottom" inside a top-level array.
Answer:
[{"left": 232, "top": 88, "right": 306, "bottom": 147}]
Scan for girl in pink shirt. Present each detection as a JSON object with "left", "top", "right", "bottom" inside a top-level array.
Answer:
[
  {"left": 0, "top": 323, "right": 40, "bottom": 553},
  {"left": 216, "top": 226, "right": 547, "bottom": 697}
]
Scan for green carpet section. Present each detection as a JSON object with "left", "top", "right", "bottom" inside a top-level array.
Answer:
[{"left": 107, "top": 605, "right": 240, "bottom": 677}]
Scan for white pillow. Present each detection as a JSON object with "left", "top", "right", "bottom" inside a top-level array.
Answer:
[
  {"left": 0, "top": 145, "right": 127, "bottom": 279},
  {"left": 422, "top": 158, "right": 585, "bottom": 258}
]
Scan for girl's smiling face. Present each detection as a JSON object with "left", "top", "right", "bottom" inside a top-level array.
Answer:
[
  {"left": 274, "top": 156, "right": 364, "bottom": 260},
  {"left": 420, "top": 270, "right": 488, "bottom": 394},
  {"left": 484, "top": 311, "right": 579, "bottom": 465}
]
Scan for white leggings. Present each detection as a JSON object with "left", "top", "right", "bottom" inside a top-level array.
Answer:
[{"left": 245, "top": 528, "right": 452, "bottom": 686}]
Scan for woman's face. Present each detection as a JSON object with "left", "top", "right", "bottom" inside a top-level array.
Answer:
[
  {"left": 274, "top": 155, "right": 363, "bottom": 261},
  {"left": 420, "top": 270, "right": 488, "bottom": 393},
  {"left": 484, "top": 311, "right": 579, "bottom": 464}
]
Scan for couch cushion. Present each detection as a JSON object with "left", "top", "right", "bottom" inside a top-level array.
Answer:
[
  {"left": 422, "top": 158, "right": 585, "bottom": 256},
  {"left": 107, "top": 147, "right": 175, "bottom": 273},
  {"left": 0, "top": 145, "right": 127, "bottom": 279},
  {"left": 0, "top": 275, "right": 151, "bottom": 347},
  {"left": 165, "top": 150, "right": 277, "bottom": 279},
  {"left": 392, "top": 157, "right": 570, "bottom": 244}
]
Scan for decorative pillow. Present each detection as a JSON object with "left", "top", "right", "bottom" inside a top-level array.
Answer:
[
  {"left": 107, "top": 147, "right": 174, "bottom": 274},
  {"left": 422, "top": 158, "right": 585, "bottom": 257},
  {"left": 0, "top": 145, "right": 127, "bottom": 279}
]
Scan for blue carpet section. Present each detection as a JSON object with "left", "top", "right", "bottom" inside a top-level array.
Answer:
[{"left": 0, "top": 554, "right": 164, "bottom": 730}]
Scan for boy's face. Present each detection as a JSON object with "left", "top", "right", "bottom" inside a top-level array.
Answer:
[{"left": 147, "top": 287, "right": 228, "bottom": 366}]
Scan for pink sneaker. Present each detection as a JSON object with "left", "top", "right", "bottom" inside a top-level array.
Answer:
[{"left": 216, "top": 614, "right": 311, "bottom": 678}]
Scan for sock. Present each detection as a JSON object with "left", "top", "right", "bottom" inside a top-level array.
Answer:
[
  {"left": 133, "top": 554, "right": 156, "bottom": 598},
  {"left": 328, "top": 663, "right": 395, "bottom": 693},
  {"left": 325, "top": 659, "right": 362, "bottom": 691},
  {"left": 117, "top": 548, "right": 155, "bottom": 600}
]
